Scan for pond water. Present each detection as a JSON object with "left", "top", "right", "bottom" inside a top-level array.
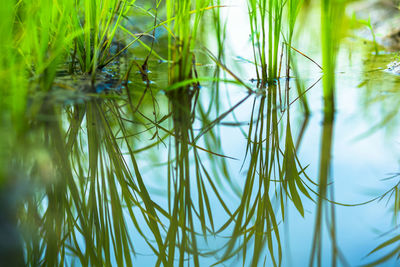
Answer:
[{"left": 1, "top": 0, "right": 400, "bottom": 266}]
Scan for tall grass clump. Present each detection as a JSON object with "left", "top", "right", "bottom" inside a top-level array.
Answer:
[
  {"left": 1, "top": 0, "right": 70, "bottom": 124},
  {"left": 21, "top": 0, "right": 73, "bottom": 93},
  {"left": 286, "top": 0, "right": 303, "bottom": 52},
  {"left": 163, "top": 1, "right": 241, "bottom": 266},
  {"left": 285, "top": 0, "right": 303, "bottom": 75},
  {"left": 0, "top": 1, "right": 166, "bottom": 265},
  {"left": 310, "top": 0, "right": 346, "bottom": 266},
  {"left": 70, "top": 0, "right": 136, "bottom": 74},
  {"left": 285, "top": 0, "right": 310, "bottom": 113},
  {"left": 166, "top": 0, "right": 211, "bottom": 84},
  {"left": 319, "top": 0, "right": 345, "bottom": 118},
  {"left": 0, "top": 0, "right": 27, "bottom": 127},
  {"left": 248, "top": 0, "right": 285, "bottom": 85}
]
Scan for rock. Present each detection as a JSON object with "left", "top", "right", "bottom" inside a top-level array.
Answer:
[
  {"left": 382, "top": 29, "right": 400, "bottom": 50},
  {"left": 352, "top": 0, "right": 400, "bottom": 51},
  {"left": 386, "top": 60, "right": 400, "bottom": 74}
]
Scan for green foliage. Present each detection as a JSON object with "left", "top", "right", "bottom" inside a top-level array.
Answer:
[
  {"left": 247, "top": 0, "right": 304, "bottom": 85},
  {"left": 320, "top": 0, "right": 346, "bottom": 116},
  {"left": 71, "top": 0, "right": 137, "bottom": 73},
  {"left": 310, "top": 1, "right": 346, "bottom": 266},
  {"left": 0, "top": 0, "right": 386, "bottom": 266},
  {"left": 247, "top": 0, "right": 286, "bottom": 84}
]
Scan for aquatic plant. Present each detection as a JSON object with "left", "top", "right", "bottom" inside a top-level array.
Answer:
[
  {"left": 247, "top": 0, "right": 286, "bottom": 85},
  {"left": 0, "top": 0, "right": 26, "bottom": 127},
  {"left": 70, "top": 0, "right": 137, "bottom": 74},
  {"left": 1, "top": 0, "right": 399, "bottom": 266},
  {"left": 310, "top": 0, "right": 346, "bottom": 266},
  {"left": 163, "top": 1, "right": 233, "bottom": 266}
]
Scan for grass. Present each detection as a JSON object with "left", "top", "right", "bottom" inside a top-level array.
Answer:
[
  {"left": 247, "top": 0, "right": 306, "bottom": 85},
  {"left": 310, "top": 0, "right": 346, "bottom": 266},
  {"left": 0, "top": 0, "right": 392, "bottom": 266},
  {"left": 163, "top": 1, "right": 232, "bottom": 265},
  {"left": 70, "top": 0, "right": 137, "bottom": 74},
  {"left": 247, "top": 0, "right": 285, "bottom": 85}
]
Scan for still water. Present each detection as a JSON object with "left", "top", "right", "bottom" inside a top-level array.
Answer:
[{"left": 2, "top": 0, "right": 400, "bottom": 266}]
